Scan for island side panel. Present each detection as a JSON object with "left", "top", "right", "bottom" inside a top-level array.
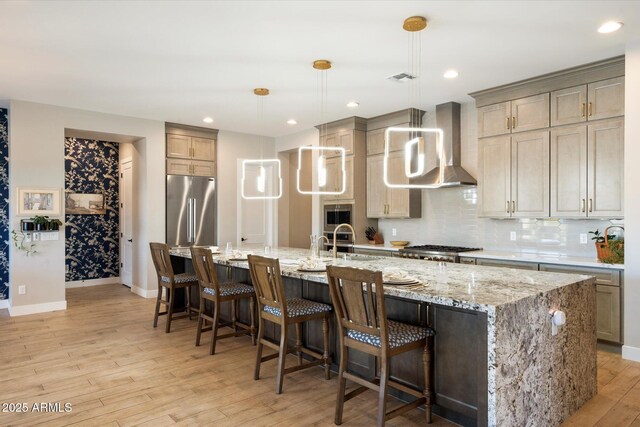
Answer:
[{"left": 493, "top": 279, "right": 597, "bottom": 427}]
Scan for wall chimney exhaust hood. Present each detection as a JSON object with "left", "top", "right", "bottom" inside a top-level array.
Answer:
[{"left": 410, "top": 102, "right": 477, "bottom": 187}]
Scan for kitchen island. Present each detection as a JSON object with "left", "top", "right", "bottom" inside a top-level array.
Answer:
[{"left": 170, "top": 246, "right": 596, "bottom": 427}]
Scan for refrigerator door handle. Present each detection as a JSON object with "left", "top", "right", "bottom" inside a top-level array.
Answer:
[
  {"left": 187, "top": 198, "right": 193, "bottom": 243},
  {"left": 192, "top": 198, "right": 197, "bottom": 244}
]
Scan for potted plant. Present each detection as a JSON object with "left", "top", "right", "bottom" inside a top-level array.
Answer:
[
  {"left": 48, "top": 218, "right": 63, "bottom": 231},
  {"left": 31, "top": 215, "right": 50, "bottom": 231},
  {"left": 589, "top": 226, "right": 624, "bottom": 264}
]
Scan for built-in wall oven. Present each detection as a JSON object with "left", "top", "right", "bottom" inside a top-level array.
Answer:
[{"left": 323, "top": 204, "right": 354, "bottom": 253}]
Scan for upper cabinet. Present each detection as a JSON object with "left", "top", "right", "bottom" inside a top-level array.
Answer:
[
  {"left": 322, "top": 156, "right": 354, "bottom": 201},
  {"left": 550, "top": 77, "right": 624, "bottom": 126},
  {"left": 321, "top": 130, "right": 354, "bottom": 157},
  {"left": 165, "top": 123, "right": 218, "bottom": 176},
  {"left": 471, "top": 56, "right": 625, "bottom": 219},
  {"left": 477, "top": 94, "right": 549, "bottom": 138}
]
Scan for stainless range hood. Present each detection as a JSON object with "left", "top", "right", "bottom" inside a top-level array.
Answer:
[{"left": 411, "top": 102, "right": 477, "bottom": 187}]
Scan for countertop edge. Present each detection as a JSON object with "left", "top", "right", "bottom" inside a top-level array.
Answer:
[{"left": 460, "top": 250, "right": 624, "bottom": 270}]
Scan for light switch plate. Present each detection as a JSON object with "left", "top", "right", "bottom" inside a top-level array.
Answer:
[
  {"left": 510, "top": 231, "right": 517, "bottom": 241},
  {"left": 32, "top": 233, "right": 40, "bottom": 241},
  {"left": 18, "top": 285, "right": 26, "bottom": 295},
  {"left": 580, "top": 233, "right": 588, "bottom": 244},
  {"left": 392, "top": 228, "right": 397, "bottom": 237}
]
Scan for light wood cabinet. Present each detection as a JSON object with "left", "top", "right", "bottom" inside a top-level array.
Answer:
[
  {"left": 367, "top": 128, "right": 385, "bottom": 155},
  {"left": 191, "top": 159, "right": 216, "bottom": 177},
  {"left": 321, "top": 130, "right": 354, "bottom": 157},
  {"left": 366, "top": 153, "right": 414, "bottom": 218},
  {"left": 166, "top": 158, "right": 191, "bottom": 175},
  {"left": 323, "top": 156, "right": 353, "bottom": 201},
  {"left": 478, "top": 131, "right": 549, "bottom": 218},
  {"left": 538, "top": 263, "right": 622, "bottom": 343},
  {"left": 167, "top": 133, "right": 216, "bottom": 162},
  {"left": 551, "top": 119, "right": 624, "bottom": 218},
  {"left": 477, "top": 94, "right": 549, "bottom": 138},
  {"left": 550, "top": 78, "right": 624, "bottom": 126},
  {"left": 167, "top": 158, "right": 216, "bottom": 176}
]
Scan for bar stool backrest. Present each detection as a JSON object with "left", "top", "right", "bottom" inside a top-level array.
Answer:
[
  {"left": 248, "top": 255, "right": 287, "bottom": 316},
  {"left": 149, "top": 242, "right": 174, "bottom": 282},
  {"left": 190, "top": 247, "right": 220, "bottom": 296},
  {"left": 326, "top": 265, "right": 389, "bottom": 351}
]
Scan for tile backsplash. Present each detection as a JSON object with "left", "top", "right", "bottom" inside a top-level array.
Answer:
[{"left": 377, "top": 187, "right": 622, "bottom": 257}]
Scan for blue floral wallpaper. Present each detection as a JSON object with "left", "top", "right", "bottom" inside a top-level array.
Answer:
[
  {"left": 0, "top": 109, "right": 8, "bottom": 299},
  {"left": 65, "top": 138, "right": 119, "bottom": 282}
]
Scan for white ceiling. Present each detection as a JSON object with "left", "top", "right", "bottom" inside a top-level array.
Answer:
[{"left": 0, "top": 1, "right": 638, "bottom": 137}]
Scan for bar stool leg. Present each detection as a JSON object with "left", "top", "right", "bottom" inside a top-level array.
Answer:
[
  {"left": 424, "top": 338, "right": 433, "bottom": 424},
  {"left": 322, "top": 317, "right": 330, "bottom": 380},
  {"left": 195, "top": 298, "right": 204, "bottom": 347},
  {"left": 249, "top": 297, "right": 256, "bottom": 345},
  {"left": 166, "top": 287, "right": 175, "bottom": 333},
  {"left": 377, "top": 359, "right": 389, "bottom": 427},
  {"left": 186, "top": 286, "right": 193, "bottom": 321},
  {"left": 295, "top": 323, "right": 303, "bottom": 366},
  {"left": 275, "top": 323, "right": 288, "bottom": 394},
  {"left": 153, "top": 286, "right": 162, "bottom": 328},
  {"left": 254, "top": 316, "right": 265, "bottom": 380},
  {"left": 210, "top": 300, "right": 220, "bottom": 355},
  {"left": 335, "top": 346, "right": 348, "bottom": 425}
]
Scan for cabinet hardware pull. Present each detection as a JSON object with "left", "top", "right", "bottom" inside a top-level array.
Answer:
[
  {"left": 588, "top": 102, "right": 593, "bottom": 117},
  {"left": 506, "top": 117, "right": 510, "bottom": 130},
  {"left": 581, "top": 103, "right": 586, "bottom": 118},
  {"left": 581, "top": 199, "right": 585, "bottom": 213},
  {"left": 512, "top": 116, "right": 516, "bottom": 129},
  {"left": 506, "top": 201, "right": 510, "bottom": 213},
  {"left": 512, "top": 201, "right": 516, "bottom": 213},
  {"left": 589, "top": 198, "right": 593, "bottom": 212}
]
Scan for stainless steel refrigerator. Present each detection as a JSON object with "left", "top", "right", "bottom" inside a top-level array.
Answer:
[{"left": 166, "top": 175, "right": 217, "bottom": 247}]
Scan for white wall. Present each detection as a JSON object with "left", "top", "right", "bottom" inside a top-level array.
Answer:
[
  {"left": 623, "top": 41, "right": 640, "bottom": 361},
  {"left": 216, "top": 130, "right": 276, "bottom": 246},
  {"left": 8, "top": 100, "right": 165, "bottom": 313}
]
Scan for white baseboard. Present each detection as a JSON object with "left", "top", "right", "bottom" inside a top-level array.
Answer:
[
  {"left": 9, "top": 300, "right": 67, "bottom": 317},
  {"left": 66, "top": 277, "right": 121, "bottom": 288},
  {"left": 131, "top": 285, "right": 157, "bottom": 299},
  {"left": 0, "top": 300, "right": 8, "bottom": 309},
  {"left": 622, "top": 345, "right": 640, "bottom": 362}
]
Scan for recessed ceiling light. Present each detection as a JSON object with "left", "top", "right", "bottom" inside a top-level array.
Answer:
[
  {"left": 598, "top": 21, "right": 623, "bottom": 33},
  {"left": 287, "top": 119, "right": 297, "bottom": 125},
  {"left": 443, "top": 70, "right": 459, "bottom": 79},
  {"left": 346, "top": 101, "right": 359, "bottom": 108},
  {"left": 202, "top": 117, "right": 213, "bottom": 123}
]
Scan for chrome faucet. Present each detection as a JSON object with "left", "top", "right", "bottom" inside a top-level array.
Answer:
[
  {"left": 317, "top": 235, "right": 330, "bottom": 252},
  {"left": 332, "top": 223, "right": 357, "bottom": 258}
]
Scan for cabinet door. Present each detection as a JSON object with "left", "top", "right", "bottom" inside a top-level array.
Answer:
[
  {"left": 191, "top": 137, "right": 216, "bottom": 162},
  {"left": 191, "top": 160, "right": 216, "bottom": 177},
  {"left": 477, "top": 102, "right": 510, "bottom": 138},
  {"left": 478, "top": 136, "right": 511, "bottom": 217},
  {"left": 367, "top": 129, "right": 385, "bottom": 156},
  {"left": 587, "top": 118, "right": 624, "bottom": 218},
  {"left": 166, "top": 134, "right": 191, "bottom": 159},
  {"left": 511, "top": 130, "right": 549, "bottom": 217},
  {"left": 166, "top": 158, "right": 191, "bottom": 175},
  {"left": 511, "top": 93, "right": 550, "bottom": 133},
  {"left": 324, "top": 157, "right": 353, "bottom": 200},
  {"left": 366, "top": 155, "right": 387, "bottom": 217},
  {"left": 551, "top": 85, "right": 587, "bottom": 126},
  {"left": 386, "top": 151, "right": 411, "bottom": 218},
  {"left": 588, "top": 77, "right": 624, "bottom": 121},
  {"left": 550, "top": 125, "right": 587, "bottom": 217},
  {"left": 596, "top": 285, "right": 621, "bottom": 343},
  {"left": 321, "top": 132, "right": 341, "bottom": 157},
  {"left": 337, "top": 130, "right": 354, "bottom": 156}
]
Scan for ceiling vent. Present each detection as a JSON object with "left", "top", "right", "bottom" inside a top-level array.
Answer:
[{"left": 386, "top": 72, "right": 417, "bottom": 83}]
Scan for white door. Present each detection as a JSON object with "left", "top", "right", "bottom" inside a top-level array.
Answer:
[
  {"left": 120, "top": 160, "right": 133, "bottom": 287},
  {"left": 237, "top": 159, "right": 271, "bottom": 247}
]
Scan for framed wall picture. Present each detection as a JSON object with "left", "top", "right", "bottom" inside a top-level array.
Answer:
[
  {"left": 65, "top": 192, "right": 106, "bottom": 215},
  {"left": 17, "top": 187, "right": 61, "bottom": 216}
]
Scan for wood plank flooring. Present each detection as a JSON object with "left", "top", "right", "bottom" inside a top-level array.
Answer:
[{"left": 0, "top": 284, "right": 637, "bottom": 426}]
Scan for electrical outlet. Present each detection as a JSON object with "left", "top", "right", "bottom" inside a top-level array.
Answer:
[
  {"left": 510, "top": 231, "right": 517, "bottom": 241},
  {"left": 32, "top": 232, "right": 40, "bottom": 241},
  {"left": 18, "top": 285, "right": 26, "bottom": 295},
  {"left": 25, "top": 233, "right": 31, "bottom": 243},
  {"left": 580, "top": 233, "right": 588, "bottom": 244},
  {"left": 392, "top": 228, "right": 397, "bottom": 237}
]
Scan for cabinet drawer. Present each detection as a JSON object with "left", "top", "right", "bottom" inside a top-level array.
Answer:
[
  {"left": 538, "top": 263, "right": 620, "bottom": 286},
  {"left": 459, "top": 257, "right": 477, "bottom": 265},
  {"left": 476, "top": 258, "right": 538, "bottom": 270}
]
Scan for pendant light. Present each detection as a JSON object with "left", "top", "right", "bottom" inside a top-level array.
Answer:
[
  {"left": 383, "top": 16, "right": 445, "bottom": 189},
  {"left": 296, "top": 60, "right": 347, "bottom": 195},
  {"left": 241, "top": 88, "right": 283, "bottom": 200}
]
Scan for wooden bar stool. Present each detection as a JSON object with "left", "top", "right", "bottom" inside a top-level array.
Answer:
[
  {"left": 190, "top": 247, "right": 256, "bottom": 355},
  {"left": 248, "top": 254, "right": 332, "bottom": 394},
  {"left": 326, "top": 265, "right": 435, "bottom": 427},
  {"left": 149, "top": 242, "right": 198, "bottom": 333}
]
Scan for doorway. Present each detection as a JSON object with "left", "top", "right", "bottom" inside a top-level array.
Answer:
[{"left": 120, "top": 159, "right": 133, "bottom": 287}]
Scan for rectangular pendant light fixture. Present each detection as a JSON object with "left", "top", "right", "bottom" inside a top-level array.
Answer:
[
  {"left": 241, "top": 159, "right": 283, "bottom": 199},
  {"left": 296, "top": 146, "right": 346, "bottom": 195}
]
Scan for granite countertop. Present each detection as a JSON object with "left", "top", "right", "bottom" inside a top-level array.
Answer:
[
  {"left": 170, "top": 246, "right": 593, "bottom": 314},
  {"left": 461, "top": 250, "right": 624, "bottom": 270}
]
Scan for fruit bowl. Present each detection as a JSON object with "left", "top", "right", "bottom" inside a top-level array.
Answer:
[{"left": 390, "top": 241, "right": 409, "bottom": 247}]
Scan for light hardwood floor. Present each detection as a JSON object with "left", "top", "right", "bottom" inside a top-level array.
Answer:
[{"left": 0, "top": 284, "right": 637, "bottom": 427}]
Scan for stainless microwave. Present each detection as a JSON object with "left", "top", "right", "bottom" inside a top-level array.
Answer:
[{"left": 324, "top": 204, "right": 353, "bottom": 232}]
